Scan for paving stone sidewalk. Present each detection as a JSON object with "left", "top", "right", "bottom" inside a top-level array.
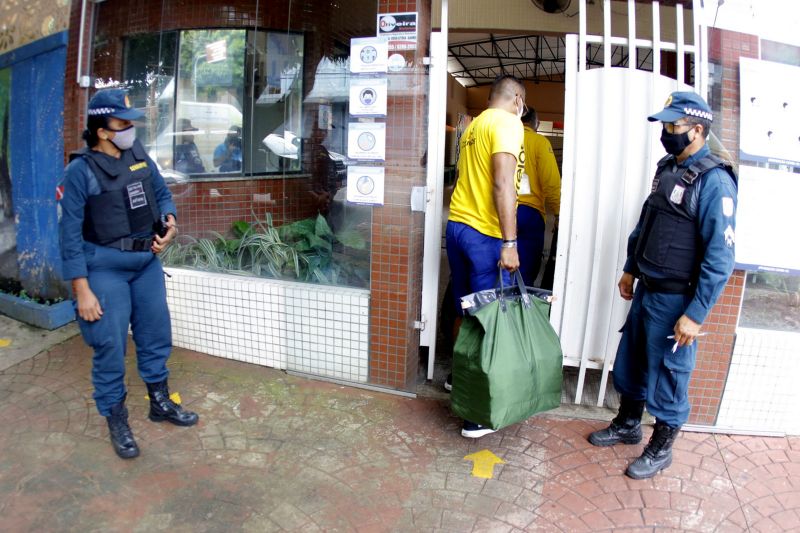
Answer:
[{"left": 0, "top": 335, "right": 798, "bottom": 532}]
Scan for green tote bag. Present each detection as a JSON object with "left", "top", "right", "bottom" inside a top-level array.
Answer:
[{"left": 451, "top": 271, "right": 563, "bottom": 430}]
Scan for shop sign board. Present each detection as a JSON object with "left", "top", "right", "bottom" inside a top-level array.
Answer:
[
  {"left": 377, "top": 12, "right": 417, "bottom": 51},
  {"left": 347, "top": 165, "right": 385, "bottom": 205}
]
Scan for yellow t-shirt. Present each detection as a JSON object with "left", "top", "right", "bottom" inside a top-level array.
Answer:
[
  {"left": 449, "top": 108, "right": 525, "bottom": 238},
  {"left": 518, "top": 126, "right": 561, "bottom": 218}
]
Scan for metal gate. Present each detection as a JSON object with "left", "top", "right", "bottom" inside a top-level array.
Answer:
[{"left": 552, "top": 0, "right": 708, "bottom": 406}]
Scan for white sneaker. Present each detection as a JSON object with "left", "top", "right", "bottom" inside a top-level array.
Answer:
[
  {"left": 444, "top": 373, "right": 452, "bottom": 392},
  {"left": 461, "top": 420, "right": 496, "bottom": 438}
]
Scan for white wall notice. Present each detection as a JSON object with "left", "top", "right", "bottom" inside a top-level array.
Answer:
[
  {"left": 739, "top": 57, "right": 800, "bottom": 167},
  {"left": 347, "top": 122, "right": 386, "bottom": 160},
  {"left": 735, "top": 165, "right": 800, "bottom": 274},
  {"left": 347, "top": 165, "right": 385, "bottom": 205},
  {"left": 350, "top": 37, "right": 388, "bottom": 74},
  {"left": 349, "top": 77, "right": 387, "bottom": 117}
]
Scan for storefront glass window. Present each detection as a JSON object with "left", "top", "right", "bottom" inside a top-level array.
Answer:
[{"left": 113, "top": 8, "right": 374, "bottom": 289}]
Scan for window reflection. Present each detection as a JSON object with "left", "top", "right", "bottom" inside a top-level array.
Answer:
[{"left": 120, "top": 25, "right": 371, "bottom": 289}]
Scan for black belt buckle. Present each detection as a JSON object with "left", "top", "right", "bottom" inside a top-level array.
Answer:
[
  {"left": 132, "top": 238, "right": 152, "bottom": 252},
  {"left": 640, "top": 274, "right": 692, "bottom": 294}
]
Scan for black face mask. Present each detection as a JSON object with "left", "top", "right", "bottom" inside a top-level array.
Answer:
[{"left": 660, "top": 129, "right": 693, "bottom": 156}]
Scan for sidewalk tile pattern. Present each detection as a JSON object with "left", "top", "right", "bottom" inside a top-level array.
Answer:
[{"left": 1, "top": 336, "right": 798, "bottom": 531}]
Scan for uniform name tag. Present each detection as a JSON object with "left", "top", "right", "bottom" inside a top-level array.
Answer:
[
  {"left": 518, "top": 173, "right": 531, "bottom": 195},
  {"left": 669, "top": 184, "right": 685, "bottom": 204},
  {"left": 129, "top": 162, "right": 147, "bottom": 172},
  {"left": 127, "top": 182, "right": 148, "bottom": 209}
]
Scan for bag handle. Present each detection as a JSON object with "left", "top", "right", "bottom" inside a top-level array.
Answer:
[{"left": 495, "top": 267, "right": 532, "bottom": 312}]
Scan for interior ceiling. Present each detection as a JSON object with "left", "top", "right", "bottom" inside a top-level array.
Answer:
[
  {"left": 446, "top": 0, "right": 694, "bottom": 87},
  {"left": 448, "top": 32, "right": 655, "bottom": 87}
]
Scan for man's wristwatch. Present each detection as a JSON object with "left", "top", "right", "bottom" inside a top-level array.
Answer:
[{"left": 501, "top": 239, "right": 517, "bottom": 249}]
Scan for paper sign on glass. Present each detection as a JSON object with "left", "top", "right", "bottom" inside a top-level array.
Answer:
[
  {"left": 347, "top": 122, "right": 386, "bottom": 160},
  {"left": 350, "top": 37, "right": 388, "bottom": 74},
  {"left": 377, "top": 12, "right": 418, "bottom": 51},
  {"left": 347, "top": 165, "right": 385, "bottom": 206},
  {"left": 349, "top": 77, "right": 387, "bottom": 116}
]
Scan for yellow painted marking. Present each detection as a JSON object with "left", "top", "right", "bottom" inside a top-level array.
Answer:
[
  {"left": 464, "top": 449, "right": 505, "bottom": 479},
  {"left": 0, "top": 338, "right": 11, "bottom": 347},
  {"left": 144, "top": 391, "right": 182, "bottom": 404}
]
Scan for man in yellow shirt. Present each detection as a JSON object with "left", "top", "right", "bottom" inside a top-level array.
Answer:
[
  {"left": 446, "top": 74, "right": 526, "bottom": 438},
  {"left": 517, "top": 108, "right": 561, "bottom": 286}
]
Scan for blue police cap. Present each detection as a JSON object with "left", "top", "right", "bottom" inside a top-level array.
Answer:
[
  {"left": 647, "top": 91, "right": 712, "bottom": 123},
  {"left": 87, "top": 88, "right": 144, "bottom": 120}
]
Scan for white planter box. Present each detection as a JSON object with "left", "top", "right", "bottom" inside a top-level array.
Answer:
[{"left": 164, "top": 267, "right": 370, "bottom": 383}]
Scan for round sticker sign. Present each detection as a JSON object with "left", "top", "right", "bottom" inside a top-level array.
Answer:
[
  {"left": 357, "top": 132, "right": 376, "bottom": 151},
  {"left": 356, "top": 175, "right": 375, "bottom": 195},
  {"left": 360, "top": 46, "right": 378, "bottom": 64}
]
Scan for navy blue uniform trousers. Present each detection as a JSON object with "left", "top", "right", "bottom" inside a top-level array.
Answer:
[
  {"left": 516, "top": 205, "right": 546, "bottom": 287},
  {"left": 76, "top": 244, "right": 171, "bottom": 416},
  {"left": 612, "top": 284, "right": 696, "bottom": 427},
  {"left": 446, "top": 221, "right": 512, "bottom": 315}
]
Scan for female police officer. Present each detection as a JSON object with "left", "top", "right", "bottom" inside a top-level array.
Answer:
[{"left": 59, "top": 88, "right": 198, "bottom": 459}]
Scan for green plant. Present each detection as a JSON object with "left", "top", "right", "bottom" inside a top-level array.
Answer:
[{"left": 161, "top": 213, "right": 369, "bottom": 288}]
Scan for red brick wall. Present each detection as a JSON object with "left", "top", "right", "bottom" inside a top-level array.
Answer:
[
  {"left": 64, "top": 0, "right": 432, "bottom": 391},
  {"left": 370, "top": 0, "right": 430, "bottom": 389},
  {"left": 686, "top": 28, "right": 756, "bottom": 425}
]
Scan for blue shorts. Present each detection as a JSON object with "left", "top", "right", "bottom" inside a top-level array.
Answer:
[{"left": 445, "top": 221, "right": 511, "bottom": 315}]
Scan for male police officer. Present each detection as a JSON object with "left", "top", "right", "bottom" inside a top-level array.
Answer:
[
  {"left": 588, "top": 92, "right": 737, "bottom": 479},
  {"left": 59, "top": 89, "right": 199, "bottom": 459}
]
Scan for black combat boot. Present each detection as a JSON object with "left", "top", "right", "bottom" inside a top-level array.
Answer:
[
  {"left": 106, "top": 397, "right": 140, "bottom": 459},
  {"left": 146, "top": 379, "right": 199, "bottom": 427},
  {"left": 625, "top": 420, "right": 680, "bottom": 479},
  {"left": 588, "top": 396, "right": 645, "bottom": 446}
]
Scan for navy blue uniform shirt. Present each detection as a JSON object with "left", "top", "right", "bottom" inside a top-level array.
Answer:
[
  {"left": 59, "top": 149, "right": 177, "bottom": 281},
  {"left": 623, "top": 144, "right": 738, "bottom": 324}
]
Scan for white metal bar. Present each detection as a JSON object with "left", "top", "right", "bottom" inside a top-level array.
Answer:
[
  {"left": 676, "top": 3, "right": 685, "bottom": 85},
  {"left": 597, "top": 362, "right": 612, "bottom": 407},
  {"left": 652, "top": 2, "right": 661, "bottom": 77},
  {"left": 584, "top": 34, "right": 689, "bottom": 53},
  {"left": 550, "top": 34, "right": 579, "bottom": 337},
  {"left": 76, "top": 0, "right": 88, "bottom": 84},
  {"left": 579, "top": 0, "right": 587, "bottom": 71},
  {"left": 628, "top": 0, "right": 636, "bottom": 70},
  {"left": 603, "top": 0, "right": 611, "bottom": 67},
  {"left": 421, "top": 0, "right": 449, "bottom": 381},
  {"left": 695, "top": 0, "right": 708, "bottom": 96},
  {"left": 563, "top": 356, "right": 604, "bottom": 370}
]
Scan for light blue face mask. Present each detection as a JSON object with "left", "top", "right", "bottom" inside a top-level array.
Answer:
[{"left": 108, "top": 125, "right": 136, "bottom": 151}]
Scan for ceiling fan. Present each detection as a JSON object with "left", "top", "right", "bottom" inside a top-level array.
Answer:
[{"left": 530, "top": 0, "right": 572, "bottom": 14}]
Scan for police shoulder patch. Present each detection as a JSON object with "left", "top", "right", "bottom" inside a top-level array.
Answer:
[{"left": 722, "top": 197, "right": 734, "bottom": 217}]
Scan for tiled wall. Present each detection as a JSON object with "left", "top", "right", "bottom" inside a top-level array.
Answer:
[
  {"left": 717, "top": 328, "right": 800, "bottom": 434},
  {"left": 686, "top": 29, "right": 757, "bottom": 426},
  {"left": 64, "top": 0, "right": 431, "bottom": 391},
  {"left": 169, "top": 177, "right": 317, "bottom": 238},
  {"left": 166, "top": 268, "right": 370, "bottom": 382}
]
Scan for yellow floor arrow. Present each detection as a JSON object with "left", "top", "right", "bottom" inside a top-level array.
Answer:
[
  {"left": 0, "top": 338, "right": 11, "bottom": 348},
  {"left": 464, "top": 449, "right": 505, "bottom": 479}
]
